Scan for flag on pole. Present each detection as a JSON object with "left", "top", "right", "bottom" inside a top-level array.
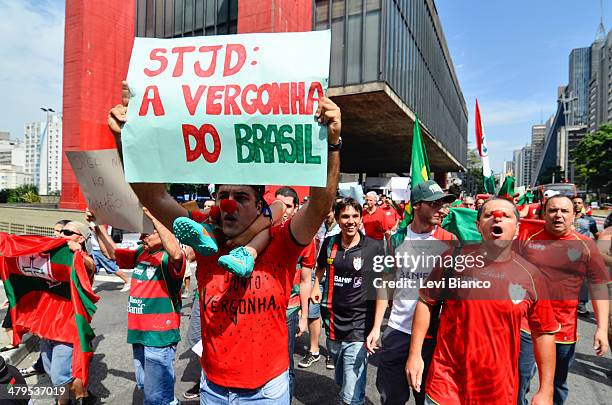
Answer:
[
  {"left": 399, "top": 116, "right": 431, "bottom": 228},
  {"left": 475, "top": 100, "right": 496, "bottom": 194},
  {"left": 0, "top": 234, "right": 99, "bottom": 387}
]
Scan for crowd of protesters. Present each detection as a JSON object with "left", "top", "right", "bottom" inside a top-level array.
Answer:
[{"left": 0, "top": 89, "right": 609, "bottom": 405}]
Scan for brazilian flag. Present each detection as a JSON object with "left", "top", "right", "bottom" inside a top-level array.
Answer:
[{"left": 398, "top": 116, "right": 431, "bottom": 228}]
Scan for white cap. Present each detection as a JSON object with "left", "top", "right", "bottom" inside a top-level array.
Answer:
[{"left": 543, "top": 190, "right": 560, "bottom": 198}]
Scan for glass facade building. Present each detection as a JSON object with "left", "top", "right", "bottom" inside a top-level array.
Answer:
[
  {"left": 313, "top": 0, "right": 467, "bottom": 166},
  {"left": 568, "top": 47, "right": 591, "bottom": 126},
  {"left": 134, "top": 0, "right": 467, "bottom": 174}
]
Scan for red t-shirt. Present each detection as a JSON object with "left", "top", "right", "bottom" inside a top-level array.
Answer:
[
  {"left": 288, "top": 239, "right": 316, "bottom": 311},
  {"left": 420, "top": 251, "right": 559, "bottom": 405},
  {"left": 190, "top": 211, "right": 304, "bottom": 388},
  {"left": 380, "top": 205, "right": 400, "bottom": 230},
  {"left": 362, "top": 207, "right": 387, "bottom": 240},
  {"left": 518, "top": 226, "right": 609, "bottom": 343}
]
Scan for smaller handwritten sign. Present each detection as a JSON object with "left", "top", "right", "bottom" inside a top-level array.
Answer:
[{"left": 66, "top": 150, "right": 153, "bottom": 233}]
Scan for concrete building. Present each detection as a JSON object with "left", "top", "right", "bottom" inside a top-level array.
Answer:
[
  {"left": 59, "top": 0, "right": 468, "bottom": 209},
  {"left": 24, "top": 113, "right": 62, "bottom": 195},
  {"left": 588, "top": 30, "right": 612, "bottom": 133},
  {"left": 513, "top": 146, "right": 532, "bottom": 187},
  {"left": 0, "top": 134, "right": 26, "bottom": 168},
  {"left": 513, "top": 149, "right": 522, "bottom": 187},
  {"left": 0, "top": 132, "right": 32, "bottom": 189},
  {"left": 530, "top": 124, "right": 546, "bottom": 177},
  {"left": 0, "top": 165, "right": 32, "bottom": 190},
  {"left": 520, "top": 145, "right": 532, "bottom": 187}
]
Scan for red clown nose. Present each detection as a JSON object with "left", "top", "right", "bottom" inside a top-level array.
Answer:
[
  {"left": 220, "top": 199, "right": 238, "bottom": 214},
  {"left": 492, "top": 210, "right": 504, "bottom": 219},
  {"left": 209, "top": 205, "right": 221, "bottom": 221}
]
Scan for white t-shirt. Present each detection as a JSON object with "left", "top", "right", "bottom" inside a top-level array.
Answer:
[
  {"left": 387, "top": 225, "right": 448, "bottom": 334},
  {"left": 91, "top": 225, "right": 112, "bottom": 250}
]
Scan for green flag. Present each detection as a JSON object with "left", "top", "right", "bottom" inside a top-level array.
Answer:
[
  {"left": 497, "top": 176, "right": 515, "bottom": 199},
  {"left": 399, "top": 117, "right": 431, "bottom": 228},
  {"left": 517, "top": 190, "right": 534, "bottom": 205},
  {"left": 441, "top": 207, "right": 481, "bottom": 242}
]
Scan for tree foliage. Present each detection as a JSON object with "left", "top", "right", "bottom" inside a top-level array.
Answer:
[
  {"left": 539, "top": 165, "right": 564, "bottom": 185},
  {"left": 0, "top": 185, "right": 40, "bottom": 203},
  {"left": 573, "top": 124, "right": 612, "bottom": 193}
]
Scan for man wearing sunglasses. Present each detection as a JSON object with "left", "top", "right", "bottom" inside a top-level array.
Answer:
[{"left": 368, "top": 180, "right": 456, "bottom": 405}]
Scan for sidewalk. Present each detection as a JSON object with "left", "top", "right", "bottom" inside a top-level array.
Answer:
[{"left": 0, "top": 270, "right": 132, "bottom": 366}]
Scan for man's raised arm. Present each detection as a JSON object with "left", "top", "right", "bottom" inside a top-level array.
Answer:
[
  {"left": 107, "top": 81, "right": 187, "bottom": 229},
  {"left": 290, "top": 97, "right": 341, "bottom": 245}
]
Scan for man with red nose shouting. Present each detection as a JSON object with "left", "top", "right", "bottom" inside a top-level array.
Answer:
[
  {"left": 406, "top": 197, "right": 559, "bottom": 405},
  {"left": 108, "top": 82, "right": 342, "bottom": 404}
]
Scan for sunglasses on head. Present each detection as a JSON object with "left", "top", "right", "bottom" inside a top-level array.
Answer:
[{"left": 60, "top": 229, "right": 82, "bottom": 237}]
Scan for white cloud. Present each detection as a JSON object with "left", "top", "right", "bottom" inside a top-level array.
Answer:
[
  {"left": 477, "top": 100, "right": 551, "bottom": 127},
  {"left": 0, "top": 0, "right": 64, "bottom": 140}
]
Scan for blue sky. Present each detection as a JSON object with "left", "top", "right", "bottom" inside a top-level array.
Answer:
[
  {"left": 0, "top": 0, "right": 609, "bottom": 175},
  {"left": 0, "top": 0, "right": 64, "bottom": 142},
  {"left": 436, "top": 0, "right": 611, "bottom": 172}
]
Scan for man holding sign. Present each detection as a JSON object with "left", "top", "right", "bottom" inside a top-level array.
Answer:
[{"left": 108, "top": 58, "right": 341, "bottom": 405}]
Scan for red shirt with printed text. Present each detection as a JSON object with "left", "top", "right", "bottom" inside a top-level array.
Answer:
[{"left": 190, "top": 211, "right": 304, "bottom": 389}]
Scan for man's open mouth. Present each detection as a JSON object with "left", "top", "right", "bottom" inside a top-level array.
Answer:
[{"left": 491, "top": 224, "right": 504, "bottom": 237}]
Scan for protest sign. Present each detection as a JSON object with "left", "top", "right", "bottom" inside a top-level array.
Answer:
[
  {"left": 66, "top": 150, "right": 153, "bottom": 233},
  {"left": 390, "top": 177, "right": 410, "bottom": 201},
  {"left": 338, "top": 182, "right": 365, "bottom": 206},
  {"left": 123, "top": 31, "right": 331, "bottom": 186}
]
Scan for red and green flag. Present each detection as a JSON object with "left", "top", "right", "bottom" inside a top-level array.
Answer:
[
  {"left": 475, "top": 100, "right": 496, "bottom": 194},
  {"left": 399, "top": 116, "right": 431, "bottom": 228},
  {"left": 0, "top": 233, "right": 99, "bottom": 387}
]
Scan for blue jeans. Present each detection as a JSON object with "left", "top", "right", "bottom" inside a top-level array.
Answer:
[
  {"left": 286, "top": 310, "right": 299, "bottom": 402},
  {"left": 132, "top": 344, "right": 179, "bottom": 405},
  {"left": 40, "top": 339, "right": 73, "bottom": 386},
  {"left": 517, "top": 332, "right": 575, "bottom": 405},
  {"left": 200, "top": 370, "right": 290, "bottom": 404},
  {"left": 517, "top": 331, "right": 537, "bottom": 405},
  {"left": 327, "top": 340, "right": 368, "bottom": 405},
  {"left": 187, "top": 296, "right": 202, "bottom": 347},
  {"left": 92, "top": 249, "right": 119, "bottom": 274}
]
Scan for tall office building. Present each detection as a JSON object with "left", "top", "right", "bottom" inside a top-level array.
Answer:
[
  {"left": 567, "top": 47, "right": 591, "bottom": 126},
  {"left": 0, "top": 132, "right": 31, "bottom": 189},
  {"left": 520, "top": 145, "right": 533, "bottom": 187},
  {"left": 513, "top": 149, "right": 522, "bottom": 187},
  {"left": 530, "top": 124, "right": 546, "bottom": 178},
  {"left": 588, "top": 30, "right": 612, "bottom": 132},
  {"left": 24, "top": 113, "right": 62, "bottom": 195}
]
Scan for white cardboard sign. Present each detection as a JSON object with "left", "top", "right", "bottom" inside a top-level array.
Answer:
[{"left": 66, "top": 149, "right": 153, "bottom": 233}]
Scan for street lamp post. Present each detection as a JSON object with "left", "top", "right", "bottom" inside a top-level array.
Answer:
[{"left": 40, "top": 107, "right": 55, "bottom": 195}]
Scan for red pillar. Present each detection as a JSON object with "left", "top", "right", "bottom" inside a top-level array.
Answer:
[
  {"left": 238, "top": 0, "right": 312, "bottom": 34},
  {"left": 59, "top": 0, "right": 135, "bottom": 210},
  {"left": 238, "top": 1, "right": 313, "bottom": 197}
]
